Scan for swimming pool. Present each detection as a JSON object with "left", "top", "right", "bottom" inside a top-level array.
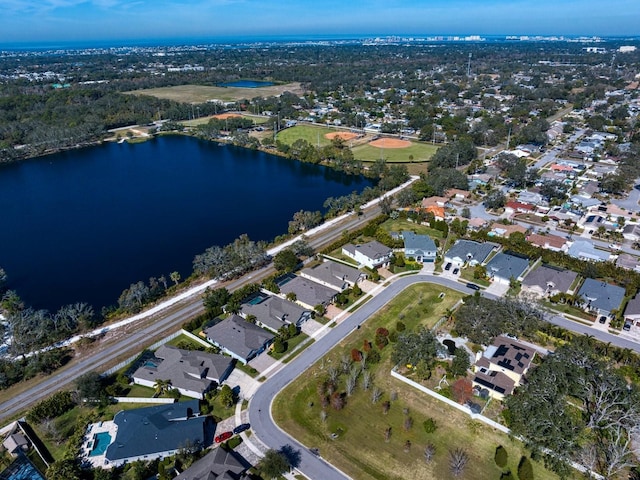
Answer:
[{"left": 89, "top": 432, "right": 112, "bottom": 457}]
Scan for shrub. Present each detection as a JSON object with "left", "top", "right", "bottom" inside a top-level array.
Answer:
[
  {"left": 494, "top": 445, "right": 508, "bottom": 468},
  {"left": 376, "top": 327, "right": 389, "bottom": 337},
  {"left": 396, "top": 321, "right": 406, "bottom": 332},
  {"left": 423, "top": 417, "right": 437, "bottom": 434},
  {"left": 351, "top": 348, "right": 363, "bottom": 361},
  {"left": 517, "top": 456, "right": 534, "bottom": 480},
  {"left": 363, "top": 340, "right": 372, "bottom": 352}
]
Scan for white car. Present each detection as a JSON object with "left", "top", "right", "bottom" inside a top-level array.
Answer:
[{"left": 609, "top": 244, "right": 621, "bottom": 250}]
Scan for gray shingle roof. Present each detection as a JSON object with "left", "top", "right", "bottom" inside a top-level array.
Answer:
[
  {"left": 578, "top": 278, "right": 625, "bottom": 314},
  {"left": 300, "top": 260, "right": 363, "bottom": 291},
  {"left": 240, "top": 295, "right": 311, "bottom": 331},
  {"left": 402, "top": 231, "right": 436, "bottom": 255},
  {"left": 522, "top": 265, "right": 578, "bottom": 292},
  {"left": 132, "top": 346, "right": 233, "bottom": 394},
  {"left": 445, "top": 239, "right": 494, "bottom": 264},
  {"left": 175, "top": 446, "right": 250, "bottom": 480},
  {"left": 485, "top": 252, "right": 529, "bottom": 281},
  {"left": 624, "top": 294, "right": 640, "bottom": 317},
  {"left": 343, "top": 240, "right": 392, "bottom": 261},
  {"left": 204, "top": 315, "right": 274, "bottom": 361},
  {"left": 106, "top": 401, "right": 205, "bottom": 462},
  {"left": 278, "top": 276, "right": 336, "bottom": 308}
]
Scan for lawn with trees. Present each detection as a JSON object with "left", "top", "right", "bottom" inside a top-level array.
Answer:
[{"left": 272, "top": 283, "right": 563, "bottom": 479}]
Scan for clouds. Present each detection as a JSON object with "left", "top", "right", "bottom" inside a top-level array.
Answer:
[{"left": 0, "top": 0, "right": 638, "bottom": 44}]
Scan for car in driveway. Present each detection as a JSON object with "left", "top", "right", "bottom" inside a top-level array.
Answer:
[
  {"left": 215, "top": 431, "right": 233, "bottom": 443},
  {"left": 452, "top": 267, "right": 459, "bottom": 275},
  {"left": 599, "top": 315, "right": 607, "bottom": 324},
  {"left": 624, "top": 322, "right": 632, "bottom": 331},
  {"left": 445, "top": 262, "right": 452, "bottom": 271},
  {"left": 233, "top": 423, "right": 250, "bottom": 435}
]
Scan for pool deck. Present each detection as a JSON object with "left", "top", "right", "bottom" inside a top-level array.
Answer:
[{"left": 80, "top": 421, "right": 118, "bottom": 468}]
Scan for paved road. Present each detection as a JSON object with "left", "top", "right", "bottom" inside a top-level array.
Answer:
[
  {"left": 249, "top": 273, "right": 640, "bottom": 480},
  {"left": 248, "top": 275, "right": 475, "bottom": 480}
]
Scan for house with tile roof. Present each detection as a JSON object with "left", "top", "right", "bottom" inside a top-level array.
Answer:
[
  {"left": 104, "top": 401, "right": 206, "bottom": 467},
  {"left": 204, "top": 315, "right": 274, "bottom": 364},
  {"left": 401, "top": 231, "right": 437, "bottom": 263},
  {"left": 132, "top": 346, "right": 233, "bottom": 400},
  {"left": 525, "top": 233, "right": 568, "bottom": 252},
  {"left": 472, "top": 336, "right": 536, "bottom": 400}
]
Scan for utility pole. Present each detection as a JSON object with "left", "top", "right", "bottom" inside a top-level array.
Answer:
[{"left": 467, "top": 53, "right": 472, "bottom": 78}]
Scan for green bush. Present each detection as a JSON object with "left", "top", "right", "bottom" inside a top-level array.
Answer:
[
  {"left": 518, "top": 456, "right": 534, "bottom": 480},
  {"left": 423, "top": 417, "right": 437, "bottom": 434},
  {"left": 494, "top": 445, "right": 508, "bottom": 468}
]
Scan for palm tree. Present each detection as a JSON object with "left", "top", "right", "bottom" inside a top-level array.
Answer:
[
  {"left": 154, "top": 379, "right": 172, "bottom": 397},
  {"left": 170, "top": 271, "right": 181, "bottom": 286}
]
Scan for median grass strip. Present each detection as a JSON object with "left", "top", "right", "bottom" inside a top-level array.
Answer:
[{"left": 272, "top": 283, "right": 564, "bottom": 480}]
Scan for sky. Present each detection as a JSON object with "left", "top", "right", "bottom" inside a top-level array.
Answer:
[{"left": 1, "top": 0, "right": 639, "bottom": 46}]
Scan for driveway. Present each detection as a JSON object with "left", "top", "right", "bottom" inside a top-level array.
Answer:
[
  {"left": 225, "top": 368, "right": 260, "bottom": 401},
  {"left": 484, "top": 281, "right": 510, "bottom": 296},
  {"left": 301, "top": 319, "right": 324, "bottom": 337},
  {"left": 248, "top": 350, "right": 279, "bottom": 374}
]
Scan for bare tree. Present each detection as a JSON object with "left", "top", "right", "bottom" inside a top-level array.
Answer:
[
  {"left": 362, "top": 370, "right": 372, "bottom": 390},
  {"left": 340, "top": 354, "right": 352, "bottom": 374},
  {"left": 404, "top": 416, "right": 413, "bottom": 431},
  {"left": 384, "top": 427, "right": 392, "bottom": 443},
  {"left": 382, "top": 400, "right": 391, "bottom": 414},
  {"left": 320, "top": 410, "right": 328, "bottom": 423},
  {"left": 359, "top": 350, "right": 368, "bottom": 370},
  {"left": 404, "top": 440, "right": 412, "bottom": 453},
  {"left": 371, "top": 387, "right": 382, "bottom": 404},
  {"left": 346, "top": 374, "right": 357, "bottom": 396},
  {"left": 604, "top": 424, "right": 636, "bottom": 478},
  {"left": 424, "top": 444, "right": 436, "bottom": 463},
  {"left": 327, "top": 366, "right": 340, "bottom": 384},
  {"left": 449, "top": 448, "right": 469, "bottom": 477}
]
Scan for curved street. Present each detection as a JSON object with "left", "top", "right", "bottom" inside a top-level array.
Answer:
[{"left": 247, "top": 273, "right": 640, "bottom": 479}]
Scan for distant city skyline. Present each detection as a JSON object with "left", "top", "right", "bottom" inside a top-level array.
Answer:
[{"left": 1, "top": 0, "right": 639, "bottom": 45}]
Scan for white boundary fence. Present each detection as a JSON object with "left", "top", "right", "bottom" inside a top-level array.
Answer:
[{"left": 112, "top": 397, "right": 175, "bottom": 404}]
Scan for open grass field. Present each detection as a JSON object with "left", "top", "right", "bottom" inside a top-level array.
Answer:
[
  {"left": 277, "top": 124, "right": 344, "bottom": 148},
  {"left": 272, "top": 283, "right": 564, "bottom": 480},
  {"left": 380, "top": 218, "right": 447, "bottom": 241},
  {"left": 125, "top": 82, "right": 304, "bottom": 103},
  {"left": 352, "top": 140, "right": 438, "bottom": 163},
  {"left": 180, "top": 113, "right": 270, "bottom": 127}
]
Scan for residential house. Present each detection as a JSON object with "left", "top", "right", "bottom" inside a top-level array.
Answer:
[
  {"left": 570, "top": 195, "right": 601, "bottom": 209},
  {"left": 240, "top": 294, "right": 311, "bottom": 332},
  {"left": 616, "top": 253, "right": 640, "bottom": 273},
  {"left": 622, "top": 224, "right": 640, "bottom": 242},
  {"left": 467, "top": 217, "right": 489, "bottom": 231},
  {"left": 278, "top": 276, "right": 337, "bottom": 310},
  {"left": 577, "top": 278, "right": 625, "bottom": 317},
  {"left": 624, "top": 294, "right": 640, "bottom": 326},
  {"left": 421, "top": 196, "right": 449, "bottom": 208},
  {"left": 401, "top": 231, "right": 437, "bottom": 263},
  {"left": 423, "top": 205, "right": 446, "bottom": 221},
  {"left": 488, "top": 222, "right": 528, "bottom": 238},
  {"left": 517, "top": 190, "right": 544, "bottom": 205},
  {"left": 521, "top": 265, "right": 578, "bottom": 297},
  {"left": 525, "top": 232, "right": 568, "bottom": 252},
  {"left": 445, "top": 188, "right": 471, "bottom": 202},
  {"left": 485, "top": 253, "right": 530, "bottom": 284},
  {"left": 505, "top": 201, "right": 536, "bottom": 216},
  {"left": 175, "top": 445, "right": 251, "bottom": 480},
  {"left": 2, "top": 428, "right": 29, "bottom": 457},
  {"left": 444, "top": 240, "right": 495, "bottom": 267},
  {"left": 204, "top": 315, "right": 274, "bottom": 364},
  {"left": 104, "top": 401, "right": 206, "bottom": 467},
  {"left": 300, "top": 260, "right": 365, "bottom": 292},
  {"left": 342, "top": 241, "right": 393, "bottom": 269},
  {"left": 567, "top": 240, "right": 611, "bottom": 262},
  {"left": 472, "top": 336, "right": 536, "bottom": 400},
  {"left": 132, "top": 345, "right": 234, "bottom": 399}
]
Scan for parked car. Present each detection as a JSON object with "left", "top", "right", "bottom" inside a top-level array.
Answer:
[
  {"left": 452, "top": 268, "right": 459, "bottom": 275},
  {"left": 466, "top": 283, "right": 480, "bottom": 291},
  {"left": 624, "top": 322, "right": 632, "bottom": 331},
  {"left": 445, "top": 262, "right": 452, "bottom": 271},
  {"left": 599, "top": 316, "right": 607, "bottom": 324},
  {"left": 233, "top": 423, "right": 250, "bottom": 435},
  {"left": 215, "top": 431, "right": 233, "bottom": 443}
]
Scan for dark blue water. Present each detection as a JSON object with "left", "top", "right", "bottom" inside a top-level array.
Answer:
[
  {"left": 218, "top": 80, "right": 275, "bottom": 88},
  {"left": 0, "top": 135, "right": 373, "bottom": 312}
]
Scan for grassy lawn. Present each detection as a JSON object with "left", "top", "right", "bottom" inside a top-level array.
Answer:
[
  {"left": 352, "top": 141, "right": 438, "bottom": 163},
  {"left": 272, "top": 283, "right": 563, "bottom": 480},
  {"left": 540, "top": 301, "right": 595, "bottom": 322},
  {"left": 125, "top": 82, "right": 304, "bottom": 103},
  {"left": 180, "top": 113, "right": 270, "bottom": 127},
  {"left": 283, "top": 338, "right": 315, "bottom": 364},
  {"left": 276, "top": 124, "right": 341, "bottom": 147},
  {"left": 380, "top": 218, "right": 446, "bottom": 240},
  {"left": 269, "top": 333, "right": 310, "bottom": 361}
]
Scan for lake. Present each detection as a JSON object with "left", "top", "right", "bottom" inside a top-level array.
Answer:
[{"left": 0, "top": 135, "right": 374, "bottom": 312}]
